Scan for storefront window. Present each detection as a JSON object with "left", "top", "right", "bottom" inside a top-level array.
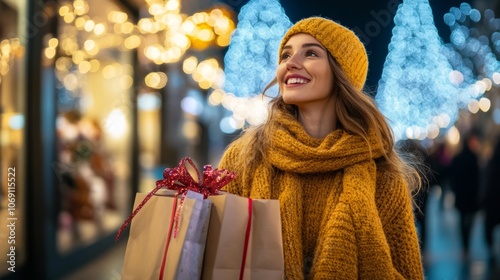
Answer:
[{"left": 44, "top": 0, "right": 134, "bottom": 253}]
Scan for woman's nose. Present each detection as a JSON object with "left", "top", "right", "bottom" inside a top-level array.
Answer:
[{"left": 286, "top": 55, "right": 302, "bottom": 70}]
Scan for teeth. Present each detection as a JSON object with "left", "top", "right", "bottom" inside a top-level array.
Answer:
[{"left": 287, "top": 78, "right": 308, "bottom": 85}]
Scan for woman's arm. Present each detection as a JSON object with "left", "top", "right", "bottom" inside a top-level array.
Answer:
[{"left": 376, "top": 172, "right": 424, "bottom": 279}]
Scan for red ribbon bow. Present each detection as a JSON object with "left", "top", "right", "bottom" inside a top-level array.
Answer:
[{"left": 115, "top": 157, "right": 236, "bottom": 241}]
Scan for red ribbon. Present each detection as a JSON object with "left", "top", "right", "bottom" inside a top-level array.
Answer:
[
  {"left": 239, "top": 198, "right": 253, "bottom": 280},
  {"left": 158, "top": 193, "right": 178, "bottom": 280},
  {"left": 115, "top": 157, "right": 236, "bottom": 241}
]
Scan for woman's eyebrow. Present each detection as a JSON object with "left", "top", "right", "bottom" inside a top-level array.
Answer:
[
  {"left": 301, "top": 43, "right": 325, "bottom": 50},
  {"left": 282, "top": 43, "right": 326, "bottom": 51}
]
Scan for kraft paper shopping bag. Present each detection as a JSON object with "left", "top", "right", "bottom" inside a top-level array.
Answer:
[
  {"left": 202, "top": 193, "right": 284, "bottom": 280},
  {"left": 121, "top": 191, "right": 211, "bottom": 280}
]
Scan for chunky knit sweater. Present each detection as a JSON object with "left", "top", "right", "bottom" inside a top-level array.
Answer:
[{"left": 218, "top": 112, "right": 424, "bottom": 279}]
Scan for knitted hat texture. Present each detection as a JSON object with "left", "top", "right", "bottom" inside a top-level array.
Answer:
[{"left": 278, "top": 17, "right": 368, "bottom": 90}]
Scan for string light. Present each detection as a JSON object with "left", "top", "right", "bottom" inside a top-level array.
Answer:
[{"left": 47, "top": 0, "right": 235, "bottom": 96}]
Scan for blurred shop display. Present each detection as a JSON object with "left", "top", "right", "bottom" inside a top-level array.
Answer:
[
  {"left": 45, "top": 0, "right": 136, "bottom": 253},
  {"left": 55, "top": 112, "right": 119, "bottom": 250}
]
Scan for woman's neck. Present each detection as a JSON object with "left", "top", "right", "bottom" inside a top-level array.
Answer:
[{"left": 297, "top": 102, "right": 337, "bottom": 138}]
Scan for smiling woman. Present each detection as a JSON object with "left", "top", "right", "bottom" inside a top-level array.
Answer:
[{"left": 218, "top": 16, "right": 425, "bottom": 279}]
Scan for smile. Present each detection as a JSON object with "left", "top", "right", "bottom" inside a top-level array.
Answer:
[{"left": 286, "top": 77, "right": 309, "bottom": 85}]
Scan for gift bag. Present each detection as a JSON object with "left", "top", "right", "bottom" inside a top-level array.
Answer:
[
  {"left": 202, "top": 193, "right": 284, "bottom": 280},
  {"left": 117, "top": 157, "right": 236, "bottom": 280},
  {"left": 121, "top": 191, "right": 211, "bottom": 280}
]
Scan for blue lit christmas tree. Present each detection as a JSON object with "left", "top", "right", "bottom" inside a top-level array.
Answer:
[
  {"left": 223, "top": 0, "right": 292, "bottom": 98},
  {"left": 376, "top": 0, "right": 458, "bottom": 141}
]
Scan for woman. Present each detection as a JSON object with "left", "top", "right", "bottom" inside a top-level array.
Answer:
[{"left": 218, "top": 16, "right": 424, "bottom": 279}]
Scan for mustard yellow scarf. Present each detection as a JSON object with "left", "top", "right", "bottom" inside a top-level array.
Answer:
[{"left": 220, "top": 112, "right": 423, "bottom": 279}]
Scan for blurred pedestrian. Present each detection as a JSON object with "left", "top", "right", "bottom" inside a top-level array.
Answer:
[
  {"left": 449, "top": 133, "right": 481, "bottom": 257},
  {"left": 483, "top": 139, "right": 500, "bottom": 264},
  {"left": 432, "top": 142, "right": 453, "bottom": 209}
]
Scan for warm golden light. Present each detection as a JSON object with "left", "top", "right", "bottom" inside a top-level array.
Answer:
[
  {"left": 172, "top": 34, "right": 190, "bottom": 49},
  {"left": 0, "top": 61, "right": 9, "bottom": 76},
  {"left": 468, "top": 99, "right": 480, "bottom": 114},
  {"left": 84, "top": 39, "right": 95, "bottom": 51},
  {"left": 183, "top": 56, "right": 198, "bottom": 74},
  {"left": 166, "top": 0, "right": 180, "bottom": 11},
  {"left": 63, "top": 73, "right": 79, "bottom": 91},
  {"left": 55, "top": 57, "right": 71, "bottom": 71},
  {"left": 446, "top": 126, "right": 460, "bottom": 146},
  {"left": 182, "top": 120, "right": 199, "bottom": 140},
  {"left": 208, "top": 89, "right": 225, "bottom": 106},
  {"left": 119, "top": 75, "right": 134, "bottom": 89},
  {"left": 181, "top": 20, "right": 196, "bottom": 34},
  {"left": 120, "top": 22, "right": 135, "bottom": 34},
  {"left": 102, "top": 64, "right": 119, "bottom": 79},
  {"left": 89, "top": 59, "right": 100, "bottom": 72},
  {"left": 208, "top": 9, "right": 223, "bottom": 26},
  {"left": 138, "top": 18, "right": 154, "bottom": 33},
  {"left": 64, "top": 12, "right": 76, "bottom": 24},
  {"left": 145, "top": 45, "right": 162, "bottom": 60},
  {"left": 216, "top": 35, "right": 231, "bottom": 47},
  {"left": 78, "top": 60, "right": 91, "bottom": 73},
  {"left": 84, "top": 19, "right": 95, "bottom": 32},
  {"left": 48, "top": 38, "right": 59, "bottom": 48},
  {"left": 87, "top": 44, "right": 99, "bottom": 56},
  {"left": 161, "top": 14, "right": 182, "bottom": 27},
  {"left": 72, "top": 50, "right": 85, "bottom": 64},
  {"left": 145, "top": 72, "right": 168, "bottom": 89},
  {"left": 109, "top": 11, "right": 128, "bottom": 24},
  {"left": 75, "top": 17, "right": 86, "bottom": 29},
  {"left": 482, "top": 78, "right": 493, "bottom": 91},
  {"left": 44, "top": 47, "right": 56, "bottom": 59},
  {"left": 0, "top": 40, "right": 10, "bottom": 55},
  {"left": 168, "top": 47, "right": 182, "bottom": 61},
  {"left": 493, "top": 72, "right": 500, "bottom": 85},
  {"left": 426, "top": 124, "right": 440, "bottom": 139},
  {"left": 73, "top": 0, "right": 89, "bottom": 16},
  {"left": 198, "top": 29, "right": 214, "bottom": 42},
  {"left": 59, "top": 5, "right": 71, "bottom": 17},
  {"left": 198, "top": 80, "right": 211, "bottom": 89},
  {"left": 149, "top": 3, "right": 165, "bottom": 16},
  {"left": 94, "top": 23, "right": 106, "bottom": 35},
  {"left": 192, "top": 12, "right": 209, "bottom": 24},
  {"left": 214, "top": 17, "right": 230, "bottom": 35},
  {"left": 124, "top": 35, "right": 141, "bottom": 49},
  {"left": 479, "top": 97, "right": 491, "bottom": 112}
]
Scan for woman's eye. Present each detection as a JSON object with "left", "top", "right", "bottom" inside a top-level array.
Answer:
[
  {"left": 306, "top": 50, "right": 317, "bottom": 57},
  {"left": 281, "top": 53, "right": 291, "bottom": 60}
]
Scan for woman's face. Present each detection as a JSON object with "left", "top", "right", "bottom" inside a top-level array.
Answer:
[{"left": 277, "top": 33, "right": 334, "bottom": 107}]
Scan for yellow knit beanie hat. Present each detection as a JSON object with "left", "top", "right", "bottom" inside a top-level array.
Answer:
[{"left": 278, "top": 17, "right": 368, "bottom": 90}]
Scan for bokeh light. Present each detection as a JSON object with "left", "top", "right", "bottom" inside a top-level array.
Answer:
[
  {"left": 223, "top": 0, "right": 291, "bottom": 98},
  {"left": 376, "top": 0, "right": 459, "bottom": 141}
]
